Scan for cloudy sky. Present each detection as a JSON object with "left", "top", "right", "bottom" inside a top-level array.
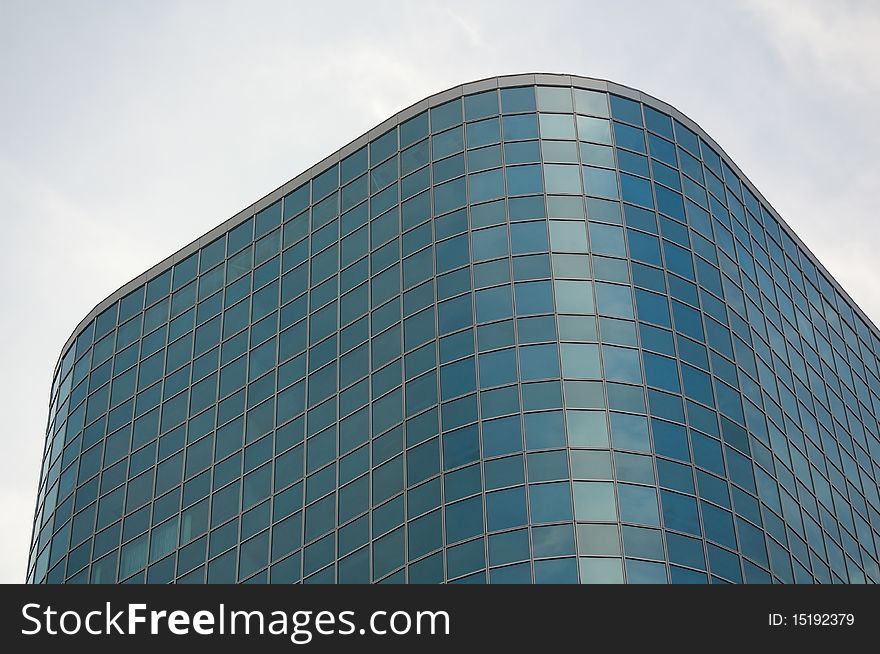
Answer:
[{"left": 1, "top": 0, "right": 879, "bottom": 583}]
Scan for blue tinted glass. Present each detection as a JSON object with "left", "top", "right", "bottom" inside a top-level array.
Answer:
[
  {"left": 503, "top": 114, "right": 538, "bottom": 140},
  {"left": 610, "top": 95, "right": 643, "bottom": 126},
  {"left": 465, "top": 90, "right": 499, "bottom": 121},
  {"left": 501, "top": 86, "right": 536, "bottom": 113},
  {"left": 644, "top": 105, "right": 674, "bottom": 138},
  {"left": 614, "top": 122, "right": 646, "bottom": 153},
  {"left": 431, "top": 99, "right": 462, "bottom": 133},
  {"left": 37, "top": 77, "right": 880, "bottom": 589},
  {"left": 506, "top": 164, "right": 544, "bottom": 195},
  {"left": 400, "top": 112, "right": 428, "bottom": 149}
]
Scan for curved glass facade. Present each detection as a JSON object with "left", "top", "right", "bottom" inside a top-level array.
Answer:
[{"left": 28, "top": 75, "right": 880, "bottom": 584}]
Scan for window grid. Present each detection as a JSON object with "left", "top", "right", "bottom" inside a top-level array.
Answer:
[{"left": 29, "top": 80, "right": 880, "bottom": 586}]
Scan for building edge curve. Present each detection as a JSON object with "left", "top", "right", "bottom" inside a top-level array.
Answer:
[
  {"left": 48, "top": 72, "right": 879, "bottom": 388},
  {"left": 30, "top": 71, "right": 880, "bottom": 585}
]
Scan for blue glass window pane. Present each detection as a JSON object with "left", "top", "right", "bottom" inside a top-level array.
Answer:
[
  {"left": 465, "top": 90, "right": 499, "bottom": 121},
  {"left": 529, "top": 482, "right": 572, "bottom": 522},
  {"left": 501, "top": 86, "right": 536, "bottom": 113},
  {"left": 610, "top": 95, "right": 643, "bottom": 126},
  {"left": 506, "top": 165, "right": 544, "bottom": 195}
]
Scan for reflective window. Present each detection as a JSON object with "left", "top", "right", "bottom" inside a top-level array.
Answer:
[{"left": 35, "top": 81, "right": 880, "bottom": 588}]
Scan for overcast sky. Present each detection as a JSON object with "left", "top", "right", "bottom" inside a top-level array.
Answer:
[{"left": 2, "top": 0, "right": 879, "bottom": 584}]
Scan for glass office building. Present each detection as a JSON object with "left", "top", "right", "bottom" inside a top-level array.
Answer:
[{"left": 28, "top": 74, "right": 880, "bottom": 584}]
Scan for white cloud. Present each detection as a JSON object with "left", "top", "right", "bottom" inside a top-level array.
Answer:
[{"left": 744, "top": 0, "right": 880, "bottom": 96}]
